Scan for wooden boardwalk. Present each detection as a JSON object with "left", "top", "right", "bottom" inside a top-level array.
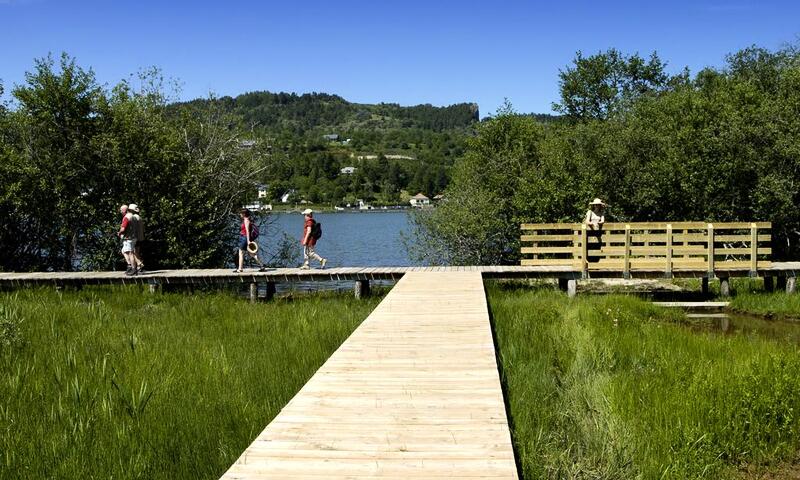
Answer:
[
  {"left": 0, "top": 265, "right": 577, "bottom": 288},
  {"left": 220, "top": 271, "right": 518, "bottom": 479}
]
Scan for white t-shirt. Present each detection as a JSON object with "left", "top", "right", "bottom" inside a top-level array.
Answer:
[{"left": 585, "top": 210, "right": 604, "bottom": 229}]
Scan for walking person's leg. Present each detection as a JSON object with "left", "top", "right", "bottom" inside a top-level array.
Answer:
[
  {"left": 301, "top": 246, "right": 311, "bottom": 268},
  {"left": 235, "top": 235, "right": 246, "bottom": 272},
  {"left": 306, "top": 246, "right": 325, "bottom": 268}
]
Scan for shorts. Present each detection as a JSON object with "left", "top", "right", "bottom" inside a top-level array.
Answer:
[
  {"left": 238, "top": 235, "right": 248, "bottom": 251},
  {"left": 122, "top": 239, "right": 136, "bottom": 253}
]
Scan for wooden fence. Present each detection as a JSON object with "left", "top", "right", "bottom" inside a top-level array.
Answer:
[{"left": 520, "top": 222, "right": 771, "bottom": 276}]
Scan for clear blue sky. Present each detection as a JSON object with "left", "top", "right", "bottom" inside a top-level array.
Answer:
[{"left": 1, "top": 0, "right": 798, "bottom": 116}]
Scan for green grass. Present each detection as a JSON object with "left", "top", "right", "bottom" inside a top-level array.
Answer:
[
  {"left": 730, "top": 292, "right": 800, "bottom": 320},
  {"left": 0, "top": 287, "right": 380, "bottom": 480},
  {"left": 488, "top": 283, "right": 800, "bottom": 479}
]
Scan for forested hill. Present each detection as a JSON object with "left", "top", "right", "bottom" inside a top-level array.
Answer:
[{"left": 174, "top": 92, "right": 480, "bottom": 133}]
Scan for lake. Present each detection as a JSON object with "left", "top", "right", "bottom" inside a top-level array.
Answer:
[{"left": 261, "top": 210, "right": 413, "bottom": 268}]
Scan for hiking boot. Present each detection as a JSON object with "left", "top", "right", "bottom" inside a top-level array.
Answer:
[
  {"left": 258, "top": 266, "right": 268, "bottom": 272},
  {"left": 320, "top": 258, "right": 327, "bottom": 269},
  {"left": 299, "top": 264, "right": 310, "bottom": 270},
  {"left": 125, "top": 267, "right": 135, "bottom": 276}
]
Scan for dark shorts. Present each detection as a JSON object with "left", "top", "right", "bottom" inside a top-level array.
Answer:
[{"left": 238, "top": 235, "right": 248, "bottom": 250}]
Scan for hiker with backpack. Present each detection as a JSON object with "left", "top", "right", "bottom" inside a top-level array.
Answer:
[
  {"left": 117, "top": 204, "right": 135, "bottom": 274},
  {"left": 300, "top": 208, "right": 326, "bottom": 270},
  {"left": 234, "top": 208, "right": 266, "bottom": 273}
]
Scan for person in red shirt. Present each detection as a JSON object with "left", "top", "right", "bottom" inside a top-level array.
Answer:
[
  {"left": 117, "top": 204, "right": 135, "bottom": 275},
  {"left": 234, "top": 208, "right": 266, "bottom": 273},
  {"left": 300, "top": 209, "right": 326, "bottom": 269}
]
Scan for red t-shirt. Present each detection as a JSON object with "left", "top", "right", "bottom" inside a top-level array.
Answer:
[
  {"left": 303, "top": 218, "right": 316, "bottom": 247},
  {"left": 240, "top": 220, "right": 248, "bottom": 237},
  {"left": 120, "top": 215, "right": 130, "bottom": 237}
]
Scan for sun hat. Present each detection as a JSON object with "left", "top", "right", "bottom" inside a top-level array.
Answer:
[
  {"left": 588, "top": 198, "right": 606, "bottom": 207},
  {"left": 301, "top": 208, "right": 313, "bottom": 215},
  {"left": 128, "top": 203, "right": 140, "bottom": 213},
  {"left": 247, "top": 241, "right": 259, "bottom": 254}
]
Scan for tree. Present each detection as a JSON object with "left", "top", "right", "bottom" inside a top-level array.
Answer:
[{"left": 553, "top": 48, "right": 669, "bottom": 121}]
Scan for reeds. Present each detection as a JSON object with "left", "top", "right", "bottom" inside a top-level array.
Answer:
[
  {"left": 0, "top": 287, "right": 379, "bottom": 479},
  {"left": 488, "top": 284, "right": 800, "bottom": 479}
]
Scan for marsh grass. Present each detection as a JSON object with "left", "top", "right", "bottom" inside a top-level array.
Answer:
[
  {"left": 0, "top": 286, "right": 380, "bottom": 479},
  {"left": 489, "top": 284, "right": 800, "bottom": 479}
]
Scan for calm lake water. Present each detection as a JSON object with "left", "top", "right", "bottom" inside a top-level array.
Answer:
[{"left": 262, "top": 210, "right": 413, "bottom": 267}]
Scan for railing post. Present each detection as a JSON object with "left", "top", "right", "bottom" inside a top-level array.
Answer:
[
  {"left": 532, "top": 228, "right": 538, "bottom": 261},
  {"left": 683, "top": 228, "right": 689, "bottom": 259},
  {"left": 623, "top": 224, "right": 631, "bottom": 279},
  {"left": 666, "top": 224, "right": 673, "bottom": 278},
  {"left": 581, "top": 224, "right": 588, "bottom": 279},
  {"left": 707, "top": 223, "right": 715, "bottom": 278},
  {"left": 750, "top": 222, "right": 758, "bottom": 277}
]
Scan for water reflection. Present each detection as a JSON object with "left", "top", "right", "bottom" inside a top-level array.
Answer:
[{"left": 682, "top": 312, "right": 800, "bottom": 343}]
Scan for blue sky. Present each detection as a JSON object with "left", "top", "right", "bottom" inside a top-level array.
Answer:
[{"left": 1, "top": 0, "right": 798, "bottom": 116}]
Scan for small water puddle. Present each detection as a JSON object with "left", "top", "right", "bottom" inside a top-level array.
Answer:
[{"left": 680, "top": 311, "right": 800, "bottom": 343}]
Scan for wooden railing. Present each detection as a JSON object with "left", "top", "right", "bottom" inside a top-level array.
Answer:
[{"left": 520, "top": 222, "right": 771, "bottom": 276}]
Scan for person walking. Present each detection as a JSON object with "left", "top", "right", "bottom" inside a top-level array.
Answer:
[
  {"left": 117, "top": 204, "right": 136, "bottom": 275},
  {"left": 234, "top": 208, "right": 266, "bottom": 273},
  {"left": 127, "top": 204, "right": 144, "bottom": 274},
  {"left": 300, "top": 208, "right": 326, "bottom": 269}
]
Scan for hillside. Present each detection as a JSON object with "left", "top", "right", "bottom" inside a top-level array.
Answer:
[{"left": 170, "top": 91, "right": 483, "bottom": 205}]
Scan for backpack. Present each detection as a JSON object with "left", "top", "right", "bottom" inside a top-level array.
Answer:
[
  {"left": 310, "top": 221, "right": 322, "bottom": 240},
  {"left": 249, "top": 223, "right": 260, "bottom": 241}
]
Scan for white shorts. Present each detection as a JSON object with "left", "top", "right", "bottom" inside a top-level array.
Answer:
[{"left": 122, "top": 239, "right": 136, "bottom": 253}]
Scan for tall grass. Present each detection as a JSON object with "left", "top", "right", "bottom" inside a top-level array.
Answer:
[
  {"left": 489, "top": 284, "right": 800, "bottom": 479},
  {"left": 0, "top": 287, "right": 380, "bottom": 479}
]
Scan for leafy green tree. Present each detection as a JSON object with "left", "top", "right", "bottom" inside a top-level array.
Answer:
[{"left": 553, "top": 48, "right": 669, "bottom": 121}]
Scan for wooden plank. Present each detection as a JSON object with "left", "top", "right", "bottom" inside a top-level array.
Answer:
[
  {"left": 520, "top": 223, "right": 580, "bottom": 230},
  {"left": 520, "top": 259, "right": 577, "bottom": 266},
  {"left": 520, "top": 234, "right": 575, "bottom": 242},
  {"left": 520, "top": 247, "right": 576, "bottom": 254},
  {"left": 220, "top": 272, "right": 518, "bottom": 479}
]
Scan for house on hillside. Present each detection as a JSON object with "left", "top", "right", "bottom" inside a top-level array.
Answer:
[
  {"left": 281, "top": 190, "right": 296, "bottom": 203},
  {"left": 256, "top": 184, "right": 269, "bottom": 199},
  {"left": 340, "top": 166, "right": 356, "bottom": 175},
  {"left": 433, "top": 194, "right": 445, "bottom": 202},
  {"left": 409, "top": 193, "right": 430, "bottom": 208},
  {"left": 323, "top": 134, "right": 339, "bottom": 141}
]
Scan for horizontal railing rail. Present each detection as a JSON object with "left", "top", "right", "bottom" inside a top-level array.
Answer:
[{"left": 520, "top": 221, "right": 771, "bottom": 276}]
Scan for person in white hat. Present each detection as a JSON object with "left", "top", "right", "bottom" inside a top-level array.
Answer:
[
  {"left": 127, "top": 204, "right": 144, "bottom": 274},
  {"left": 584, "top": 198, "right": 606, "bottom": 230},
  {"left": 300, "top": 208, "right": 326, "bottom": 269},
  {"left": 584, "top": 198, "right": 606, "bottom": 263},
  {"left": 117, "top": 204, "right": 134, "bottom": 275}
]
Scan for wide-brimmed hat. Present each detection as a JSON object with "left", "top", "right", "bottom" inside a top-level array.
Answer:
[
  {"left": 128, "top": 203, "right": 140, "bottom": 213},
  {"left": 588, "top": 198, "right": 606, "bottom": 207},
  {"left": 246, "top": 241, "right": 259, "bottom": 254},
  {"left": 301, "top": 208, "right": 313, "bottom": 215}
]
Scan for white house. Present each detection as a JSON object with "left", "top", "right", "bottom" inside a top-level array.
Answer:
[
  {"left": 340, "top": 166, "right": 356, "bottom": 175},
  {"left": 409, "top": 193, "right": 430, "bottom": 207},
  {"left": 256, "top": 184, "right": 268, "bottom": 199},
  {"left": 281, "top": 190, "right": 296, "bottom": 203}
]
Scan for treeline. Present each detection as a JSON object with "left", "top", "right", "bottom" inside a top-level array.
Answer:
[
  {"left": 175, "top": 92, "right": 479, "bottom": 133},
  {"left": 410, "top": 44, "right": 800, "bottom": 264},
  {"left": 0, "top": 55, "right": 264, "bottom": 272}
]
